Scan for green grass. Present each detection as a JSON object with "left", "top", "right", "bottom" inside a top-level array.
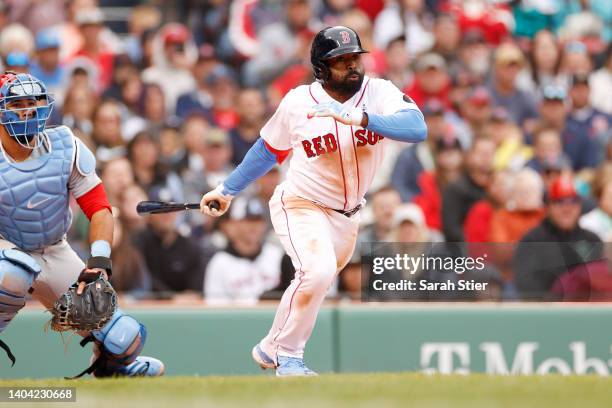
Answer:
[{"left": 1, "top": 373, "right": 611, "bottom": 408}]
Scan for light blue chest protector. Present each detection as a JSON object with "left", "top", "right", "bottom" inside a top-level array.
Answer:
[{"left": 0, "top": 126, "right": 74, "bottom": 250}]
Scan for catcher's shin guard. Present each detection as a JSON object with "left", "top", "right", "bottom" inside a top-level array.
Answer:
[
  {"left": 68, "top": 308, "right": 154, "bottom": 378},
  {"left": 0, "top": 249, "right": 41, "bottom": 366}
]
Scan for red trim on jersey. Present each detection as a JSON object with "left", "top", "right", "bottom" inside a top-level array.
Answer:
[
  {"left": 76, "top": 183, "right": 112, "bottom": 220},
  {"left": 272, "top": 190, "right": 305, "bottom": 345},
  {"left": 263, "top": 140, "right": 291, "bottom": 164},
  {"left": 350, "top": 125, "right": 360, "bottom": 200},
  {"left": 354, "top": 77, "right": 370, "bottom": 107},
  {"left": 308, "top": 84, "right": 319, "bottom": 104},
  {"left": 334, "top": 120, "right": 348, "bottom": 210}
]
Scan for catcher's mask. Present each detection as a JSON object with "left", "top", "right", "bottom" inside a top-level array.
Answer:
[
  {"left": 311, "top": 26, "right": 368, "bottom": 83},
  {"left": 0, "top": 71, "right": 54, "bottom": 149}
]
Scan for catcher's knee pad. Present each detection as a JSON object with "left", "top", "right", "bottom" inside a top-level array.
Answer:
[
  {"left": 92, "top": 309, "right": 147, "bottom": 364},
  {"left": 0, "top": 249, "right": 41, "bottom": 332}
]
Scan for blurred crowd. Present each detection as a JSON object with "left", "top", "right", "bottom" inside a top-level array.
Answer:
[{"left": 2, "top": 0, "right": 610, "bottom": 303}]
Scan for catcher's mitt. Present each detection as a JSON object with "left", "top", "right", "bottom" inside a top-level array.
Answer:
[{"left": 50, "top": 274, "right": 117, "bottom": 332}]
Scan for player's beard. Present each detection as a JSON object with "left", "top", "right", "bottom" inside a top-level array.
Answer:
[{"left": 326, "top": 70, "right": 364, "bottom": 97}]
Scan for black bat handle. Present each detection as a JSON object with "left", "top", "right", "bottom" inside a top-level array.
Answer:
[{"left": 185, "top": 201, "right": 220, "bottom": 211}]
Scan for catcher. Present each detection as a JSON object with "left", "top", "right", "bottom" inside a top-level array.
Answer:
[{"left": 0, "top": 72, "right": 164, "bottom": 377}]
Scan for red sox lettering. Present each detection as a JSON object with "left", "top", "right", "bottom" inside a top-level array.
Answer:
[{"left": 301, "top": 130, "right": 384, "bottom": 158}]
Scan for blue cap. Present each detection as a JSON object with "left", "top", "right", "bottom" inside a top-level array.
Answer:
[
  {"left": 36, "top": 28, "right": 60, "bottom": 50},
  {"left": 542, "top": 85, "right": 566, "bottom": 101},
  {"left": 6, "top": 52, "right": 29, "bottom": 67}
]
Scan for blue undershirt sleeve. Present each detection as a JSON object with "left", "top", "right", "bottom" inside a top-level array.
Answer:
[
  {"left": 221, "top": 138, "right": 277, "bottom": 196},
  {"left": 365, "top": 109, "right": 428, "bottom": 143}
]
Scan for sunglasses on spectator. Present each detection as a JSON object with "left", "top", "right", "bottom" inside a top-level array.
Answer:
[{"left": 550, "top": 196, "right": 581, "bottom": 205}]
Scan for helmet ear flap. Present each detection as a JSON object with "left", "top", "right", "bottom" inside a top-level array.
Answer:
[{"left": 313, "top": 61, "right": 330, "bottom": 82}]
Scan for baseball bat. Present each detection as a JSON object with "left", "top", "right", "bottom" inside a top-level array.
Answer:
[{"left": 137, "top": 200, "right": 220, "bottom": 215}]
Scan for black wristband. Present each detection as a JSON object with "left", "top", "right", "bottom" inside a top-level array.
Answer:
[{"left": 86, "top": 256, "right": 112, "bottom": 277}]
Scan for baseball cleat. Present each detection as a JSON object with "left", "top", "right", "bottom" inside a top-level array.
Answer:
[
  {"left": 275, "top": 356, "right": 318, "bottom": 377},
  {"left": 252, "top": 343, "right": 276, "bottom": 370},
  {"left": 93, "top": 356, "right": 165, "bottom": 377}
]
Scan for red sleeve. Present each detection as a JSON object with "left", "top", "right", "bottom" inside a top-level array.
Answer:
[
  {"left": 263, "top": 140, "right": 291, "bottom": 164},
  {"left": 76, "top": 183, "right": 112, "bottom": 220}
]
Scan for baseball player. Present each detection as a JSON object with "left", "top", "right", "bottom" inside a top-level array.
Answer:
[
  {"left": 200, "top": 26, "right": 427, "bottom": 376},
  {"left": 0, "top": 72, "right": 164, "bottom": 377}
]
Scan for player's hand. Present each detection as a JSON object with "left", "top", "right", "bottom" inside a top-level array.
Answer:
[
  {"left": 200, "top": 184, "right": 233, "bottom": 217},
  {"left": 307, "top": 101, "right": 364, "bottom": 126},
  {"left": 76, "top": 268, "right": 108, "bottom": 295}
]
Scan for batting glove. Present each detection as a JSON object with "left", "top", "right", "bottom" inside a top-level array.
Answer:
[
  {"left": 200, "top": 184, "right": 234, "bottom": 217},
  {"left": 307, "top": 101, "right": 364, "bottom": 126}
]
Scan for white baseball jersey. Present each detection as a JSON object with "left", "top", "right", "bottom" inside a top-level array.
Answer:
[
  {"left": 257, "top": 77, "right": 423, "bottom": 362},
  {"left": 261, "top": 76, "right": 420, "bottom": 211}
]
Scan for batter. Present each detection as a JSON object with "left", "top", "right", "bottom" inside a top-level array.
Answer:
[{"left": 201, "top": 26, "right": 427, "bottom": 376}]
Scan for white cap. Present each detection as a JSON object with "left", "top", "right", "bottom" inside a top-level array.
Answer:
[{"left": 392, "top": 203, "right": 425, "bottom": 228}]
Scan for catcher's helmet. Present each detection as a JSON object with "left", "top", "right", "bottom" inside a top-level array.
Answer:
[
  {"left": 0, "top": 71, "right": 54, "bottom": 149},
  {"left": 311, "top": 26, "right": 367, "bottom": 82}
]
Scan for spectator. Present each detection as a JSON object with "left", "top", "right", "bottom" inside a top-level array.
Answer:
[
  {"left": 490, "top": 168, "right": 546, "bottom": 244},
  {"left": 358, "top": 186, "right": 401, "bottom": 243},
  {"left": 205, "top": 197, "right": 285, "bottom": 305},
  {"left": 559, "top": 41, "right": 593, "bottom": 80},
  {"left": 460, "top": 86, "right": 493, "bottom": 140},
  {"left": 6, "top": 0, "right": 66, "bottom": 34},
  {"left": 139, "top": 82, "right": 167, "bottom": 135},
  {"left": 464, "top": 170, "right": 513, "bottom": 243},
  {"left": 528, "top": 29, "right": 562, "bottom": 91},
  {"left": 319, "top": 0, "right": 355, "bottom": 26},
  {"left": 58, "top": 82, "right": 96, "bottom": 137},
  {"left": 100, "top": 156, "right": 134, "bottom": 206},
  {"left": 208, "top": 65, "right": 241, "bottom": 130},
  {"left": 175, "top": 45, "right": 217, "bottom": 121},
  {"left": 430, "top": 13, "right": 461, "bottom": 69},
  {"left": 373, "top": 0, "right": 434, "bottom": 57},
  {"left": 123, "top": 5, "right": 162, "bottom": 65},
  {"left": 514, "top": 175, "right": 602, "bottom": 299},
  {"left": 110, "top": 212, "right": 151, "bottom": 297},
  {"left": 127, "top": 130, "right": 184, "bottom": 201},
  {"left": 119, "top": 183, "right": 149, "bottom": 234},
  {"left": 134, "top": 187, "right": 205, "bottom": 295},
  {"left": 536, "top": 84, "right": 600, "bottom": 171},
  {"left": 456, "top": 28, "right": 491, "bottom": 82},
  {"left": 525, "top": 127, "right": 572, "bottom": 174},
  {"left": 580, "top": 164, "right": 612, "bottom": 241},
  {"left": 442, "top": 137, "right": 496, "bottom": 242},
  {"left": 72, "top": 8, "right": 115, "bottom": 92},
  {"left": 391, "top": 100, "right": 451, "bottom": 201},
  {"left": 242, "top": 0, "right": 317, "bottom": 87},
  {"left": 229, "top": 88, "right": 268, "bottom": 166},
  {"left": 413, "top": 134, "right": 464, "bottom": 234},
  {"left": 0, "top": 23, "right": 35, "bottom": 60},
  {"left": 403, "top": 53, "right": 451, "bottom": 109},
  {"left": 566, "top": 73, "right": 611, "bottom": 166},
  {"left": 201, "top": 128, "right": 234, "bottom": 191},
  {"left": 487, "top": 109, "right": 532, "bottom": 171},
  {"left": 159, "top": 124, "right": 187, "bottom": 175},
  {"left": 90, "top": 99, "right": 126, "bottom": 161},
  {"left": 487, "top": 43, "right": 538, "bottom": 129},
  {"left": 590, "top": 44, "right": 612, "bottom": 114},
  {"left": 142, "top": 23, "right": 197, "bottom": 113},
  {"left": 389, "top": 203, "right": 437, "bottom": 242},
  {"left": 4, "top": 51, "right": 29, "bottom": 74},
  {"left": 382, "top": 36, "right": 411, "bottom": 90},
  {"left": 30, "top": 28, "right": 66, "bottom": 103}
]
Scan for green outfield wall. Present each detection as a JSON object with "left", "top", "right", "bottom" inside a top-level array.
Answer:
[{"left": 2, "top": 305, "right": 612, "bottom": 378}]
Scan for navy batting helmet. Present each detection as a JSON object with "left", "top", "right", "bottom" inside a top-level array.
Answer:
[{"left": 311, "top": 26, "right": 367, "bottom": 82}]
